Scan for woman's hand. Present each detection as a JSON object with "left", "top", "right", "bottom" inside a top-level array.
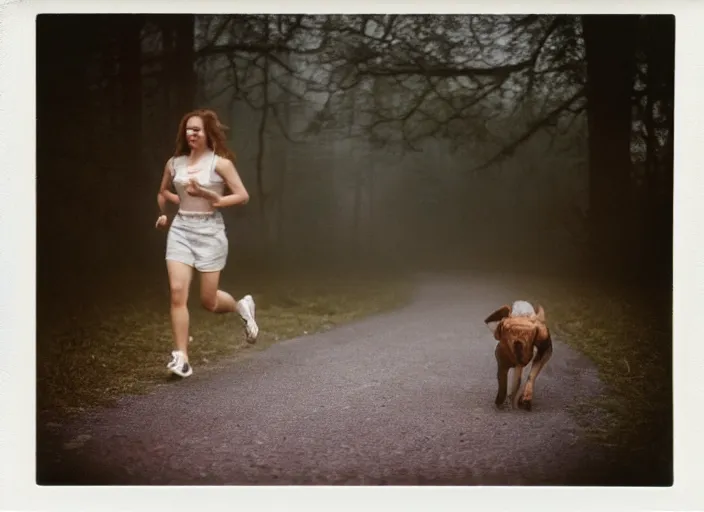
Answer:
[
  {"left": 184, "top": 178, "right": 199, "bottom": 196},
  {"left": 186, "top": 178, "right": 221, "bottom": 203},
  {"left": 155, "top": 215, "right": 169, "bottom": 230}
]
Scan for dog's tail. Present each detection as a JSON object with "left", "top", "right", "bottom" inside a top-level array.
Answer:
[{"left": 533, "top": 304, "right": 546, "bottom": 323}]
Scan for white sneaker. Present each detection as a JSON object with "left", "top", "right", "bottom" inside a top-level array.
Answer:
[
  {"left": 167, "top": 350, "right": 193, "bottom": 378},
  {"left": 237, "top": 294, "right": 259, "bottom": 344}
]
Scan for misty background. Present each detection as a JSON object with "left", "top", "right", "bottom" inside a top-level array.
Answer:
[
  {"left": 36, "top": 14, "right": 673, "bottom": 292},
  {"left": 33, "top": 14, "right": 675, "bottom": 487}
]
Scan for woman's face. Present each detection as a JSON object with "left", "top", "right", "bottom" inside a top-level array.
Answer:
[{"left": 185, "top": 116, "right": 207, "bottom": 151}]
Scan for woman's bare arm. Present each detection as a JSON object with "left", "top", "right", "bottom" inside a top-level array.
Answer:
[
  {"left": 158, "top": 158, "right": 180, "bottom": 212},
  {"left": 193, "top": 157, "right": 250, "bottom": 208}
]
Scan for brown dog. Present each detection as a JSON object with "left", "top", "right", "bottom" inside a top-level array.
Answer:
[{"left": 484, "top": 301, "right": 553, "bottom": 411}]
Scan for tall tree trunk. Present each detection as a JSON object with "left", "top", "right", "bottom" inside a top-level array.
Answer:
[
  {"left": 159, "top": 14, "right": 196, "bottom": 154},
  {"left": 276, "top": 60, "right": 292, "bottom": 253},
  {"left": 117, "top": 15, "right": 146, "bottom": 237},
  {"left": 119, "top": 16, "right": 144, "bottom": 174},
  {"left": 275, "top": 144, "right": 288, "bottom": 253},
  {"left": 582, "top": 15, "right": 639, "bottom": 276},
  {"left": 256, "top": 67, "right": 269, "bottom": 223},
  {"left": 37, "top": 16, "right": 81, "bottom": 276},
  {"left": 256, "top": 16, "right": 271, "bottom": 228},
  {"left": 349, "top": 88, "right": 363, "bottom": 255},
  {"left": 171, "top": 15, "right": 196, "bottom": 123},
  {"left": 646, "top": 15, "right": 675, "bottom": 284},
  {"left": 367, "top": 159, "right": 376, "bottom": 256}
]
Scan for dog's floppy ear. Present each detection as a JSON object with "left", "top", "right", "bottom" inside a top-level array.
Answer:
[
  {"left": 485, "top": 305, "right": 511, "bottom": 324},
  {"left": 485, "top": 305, "right": 511, "bottom": 339}
]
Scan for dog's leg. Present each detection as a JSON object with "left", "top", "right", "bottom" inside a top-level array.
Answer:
[
  {"left": 496, "top": 365, "right": 509, "bottom": 407},
  {"left": 495, "top": 345, "right": 509, "bottom": 407},
  {"left": 519, "top": 339, "right": 553, "bottom": 411},
  {"left": 510, "top": 365, "right": 524, "bottom": 409}
]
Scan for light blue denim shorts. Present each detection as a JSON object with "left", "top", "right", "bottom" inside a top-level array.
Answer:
[{"left": 166, "top": 211, "right": 228, "bottom": 272}]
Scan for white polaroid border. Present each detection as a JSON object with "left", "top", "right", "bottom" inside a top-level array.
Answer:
[{"left": 1, "top": 0, "right": 702, "bottom": 511}]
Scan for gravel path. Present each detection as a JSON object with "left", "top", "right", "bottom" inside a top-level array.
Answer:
[{"left": 37, "top": 274, "right": 618, "bottom": 485}]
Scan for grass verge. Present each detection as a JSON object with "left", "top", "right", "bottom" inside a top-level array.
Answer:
[
  {"left": 37, "top": 267, "right": 412, "bottom": 420},
  {"left": 514, "top": 273, "right": 672, "bottom": 483}
]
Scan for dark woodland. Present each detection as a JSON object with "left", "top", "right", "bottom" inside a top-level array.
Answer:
[
  {"left": 37, "top": 14, "right": 673, "bottom": 281},
  {"left": 36, "top": 14, "right": 674, "bottom": 486}
]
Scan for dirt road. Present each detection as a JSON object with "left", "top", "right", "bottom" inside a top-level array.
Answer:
[{"left": 37, "top": 275, "right": 621, "bottom": 485}]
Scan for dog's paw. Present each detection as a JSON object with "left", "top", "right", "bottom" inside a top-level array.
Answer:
[
  {"left": 518, "top": 397, "right": 532, "bottom": 411},
  {"left": 494, "top": 396, "right": 511, "bottom": 410}
]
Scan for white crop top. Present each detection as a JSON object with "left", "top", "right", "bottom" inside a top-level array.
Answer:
[{"left": 170, "top": 150, "right": 225, "bottom": 213}]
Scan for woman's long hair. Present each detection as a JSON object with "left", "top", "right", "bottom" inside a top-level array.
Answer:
[{"left": 173, "top": 109, "right": 236, "bottom": 162}]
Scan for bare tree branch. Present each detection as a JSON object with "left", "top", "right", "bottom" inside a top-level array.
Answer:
[{"left": 468, "top": 87, "right": 586, "bottom": 173}]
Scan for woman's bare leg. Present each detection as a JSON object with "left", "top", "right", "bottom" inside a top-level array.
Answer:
[
  {"left": 167, "top": 260, "right": 194, "bottom": 359},
  {"left": 199, "top": 270, "right": 237, "bottom": 313},
  {"left": 200, "top": 270, "right": 259, "bottom": 342}
]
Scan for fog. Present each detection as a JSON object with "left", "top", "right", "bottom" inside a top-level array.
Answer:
[
  {"left": 33, "top": 14, "right": 674, "bottom": 488},
  {"left": 37, "top": 13, "right": 673, "bottom": 310}
]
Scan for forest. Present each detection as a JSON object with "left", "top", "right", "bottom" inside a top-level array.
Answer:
[
  {"left": 37, "top": 14, "right": 674, "bottom": 283},
  {"left": 35, "top": 14, "right": 674, "bottom": 486}
]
